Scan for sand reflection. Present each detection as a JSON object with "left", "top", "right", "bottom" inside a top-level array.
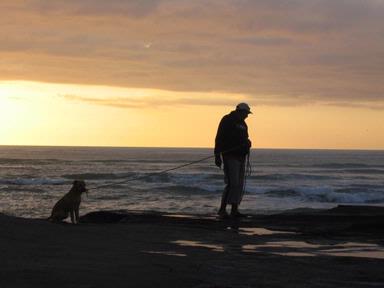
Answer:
[
  {"left": 172, "top": 240, "right": 224, "bottom": 252},
  {"left": 242, "top": 241, "right": 384, "bottom": 259},
  {"left": 143, "top": 250, "right": 187, "bottom": 257},
  {"left": 237, "top": 227, "right": 296, "bottom": 236},
  {"left": 165, "top": 214, "right": 198, "bottom": 219}
]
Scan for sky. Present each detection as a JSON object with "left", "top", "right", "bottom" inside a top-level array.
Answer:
[{"left": 1, "top": 0, "right": 384, "bottom": 149}]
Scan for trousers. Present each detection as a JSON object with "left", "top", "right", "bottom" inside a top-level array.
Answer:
[{"left": 222, "top": 154, "right": 246, "bottom": 205}]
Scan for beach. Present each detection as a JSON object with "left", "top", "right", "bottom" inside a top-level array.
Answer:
[{"left": 1, "top": 205, "right": 384, "bottom": 288}]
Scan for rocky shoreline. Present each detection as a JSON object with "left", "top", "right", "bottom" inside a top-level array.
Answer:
[{"left": 1, "top": 205, "right": 384, "bottom": 287}]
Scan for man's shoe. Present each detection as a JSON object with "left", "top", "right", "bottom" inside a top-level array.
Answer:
[{"left": 217, "top": 210, "right": 230, "bottom": 219}]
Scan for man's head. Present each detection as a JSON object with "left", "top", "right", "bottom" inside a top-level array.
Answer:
[{"left": 235, "top": 103, "right": 252, "bottom": 119}]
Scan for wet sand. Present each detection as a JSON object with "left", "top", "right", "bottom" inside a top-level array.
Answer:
[{"left": 1, "top": 205, "right": 384, "bottom": 288}]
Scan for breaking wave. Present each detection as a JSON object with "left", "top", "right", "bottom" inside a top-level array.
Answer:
[{"left": 248, "top": 185, "right": 384, "bottom": 204}]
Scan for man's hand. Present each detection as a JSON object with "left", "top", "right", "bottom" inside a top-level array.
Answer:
[{"left": 215, "top": 154, "right": 222, "bottom": 168}]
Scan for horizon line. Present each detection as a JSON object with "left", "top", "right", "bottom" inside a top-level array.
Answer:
[{"left": 0, "top": 144, "right": 383, "bottom": 152}]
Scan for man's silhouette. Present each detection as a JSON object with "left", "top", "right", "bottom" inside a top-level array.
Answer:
[{"left": 214, "top": 103, "right": 252, "bottom": 218}]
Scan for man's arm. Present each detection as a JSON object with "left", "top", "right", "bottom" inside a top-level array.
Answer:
[{"left": 214, "top": 117, "right": 227, "bottom": 168}]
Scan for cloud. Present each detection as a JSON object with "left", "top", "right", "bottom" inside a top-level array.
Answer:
[
  {"left": 62, "top": 95, "right": 144, "bottom": 109},
  {"left": 24, "top": 0, "right": 161, "bottom": 17},
  {"left": 1, "top": 0, "right": 384, "bottom": 108},
  {"left": 324, "top": 101, "right": 384, "bottom": 111},
  {"left": 61, "top": 92, "right": 248, "bottom": 109}
]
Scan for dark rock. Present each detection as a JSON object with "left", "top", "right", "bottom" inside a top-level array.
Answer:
[{"left": 80, "top": 211, "right": 127, "bottom": 223}]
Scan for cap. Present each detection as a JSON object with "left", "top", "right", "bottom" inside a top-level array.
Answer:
[{"left": 236, "top": 103, "right": 252, "bottom": 114}]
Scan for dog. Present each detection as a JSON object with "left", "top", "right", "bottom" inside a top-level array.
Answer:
[{"left": 48, "top": 180, "right": 88, "bottom": 224}]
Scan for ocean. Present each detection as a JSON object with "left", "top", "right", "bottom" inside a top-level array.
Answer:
[{"left": 0, "top": 146, "right": 383, "bottom": 218}]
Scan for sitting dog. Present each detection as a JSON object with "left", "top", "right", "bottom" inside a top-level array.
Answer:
[{"left": 48, "top": 180, "right": 88, "bottom": 224}]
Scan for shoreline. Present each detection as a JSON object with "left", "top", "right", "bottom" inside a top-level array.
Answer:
[{"left": 2, "top": 205, "right": 384, "bottom": 287}]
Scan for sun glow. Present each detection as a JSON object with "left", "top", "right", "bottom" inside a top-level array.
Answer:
[
  {"left": 1, "top": 80, "right": 384, "bottom": 149},
  {"left": 0, "top": 81, "right": 149, "bottom": 146},
  {"left": 0, "top": 80, "right": 244, "bottom": 147}
]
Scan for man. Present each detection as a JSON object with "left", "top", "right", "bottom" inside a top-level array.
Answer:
[{"left": 214, "top": 103, "right": 252, "bottom": 218}]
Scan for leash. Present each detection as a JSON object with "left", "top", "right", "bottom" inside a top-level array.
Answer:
[
  {"left": 242, "top": 152, "right": 252, "bottom": 197},
  {"left": 89, "top": 154, "right": 214, "bottom": 191},
  {"left": 246, "top": 152, "right": 252, "bottom": 177},
  {"left": 88, "top": 144, "right": 249, "bottom": 191}
]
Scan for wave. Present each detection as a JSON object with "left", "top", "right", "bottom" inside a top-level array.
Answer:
[
  {"left": 0, "top": 178, "right": 67, "bottom": 186},
  {"left": 251, "top": 185, "right": 384, "bottom": 204},
  {"left": 94, "top": 182, "right": 384, "bottom": 204},
  {"left": 0, "top": 158, "right": 69, "bottom": 165},
  {"left": 61, "top": 172, "right": 211, "bottom": 183},
  {"left": 152, "top": 184, "right": 220, "bottom": 195},
  {"left": 263, "top": 189, "right": 300, "bottom": 197},
  {"left": 318, "top": 169, "right": 384, "bottom": 175},
  {"left": 335, "top": 187, "right": 383, "bottom": 193},
  {"left": 143, "top": 173, "right": 172, "bottom": 183},
  {"left": 0, "top": 185, "right": 46, "bottom": 193},
  {"left": 138, "top": 172, "right": 222, "bottom": 184},
  {"left": 312, "top": 162, "right": 384, "bottom": 169},
  {"left": 62, "top": 172, "right": 138, "bottom": 180},
  {"left": 342, "top": 169, "right": 384, "bottom": 174},
  {"left": 87, "top": 159, "right": 195, "bottom": 164},
  {"left": 250, "top": 173, "right": 336, "bottom": 181},
  {"left": 312, "top": 163, "right": 371, "bottom": 169},
  {"left": 61, "top": 171, "right": 340, "bottom": 184}
]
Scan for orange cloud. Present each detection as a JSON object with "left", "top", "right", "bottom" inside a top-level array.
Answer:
[{"left": 1, "top": 0, "right": 384, "bottom": 108}]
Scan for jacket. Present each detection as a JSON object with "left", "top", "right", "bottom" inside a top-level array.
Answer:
[{"left": 214, "top": 111, "right": 250, "bottom": 157}]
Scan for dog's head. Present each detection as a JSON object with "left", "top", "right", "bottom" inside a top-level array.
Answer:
[{"left": 72, "top": 180, "right": 88, "bottom": 195}]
